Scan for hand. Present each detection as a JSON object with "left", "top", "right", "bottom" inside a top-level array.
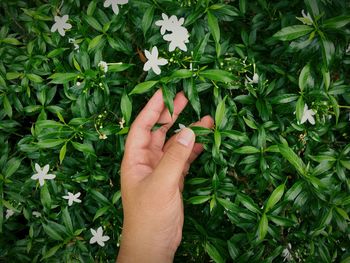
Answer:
[{"left": 117, "top": 89, "right": 214, "bottom": 262}]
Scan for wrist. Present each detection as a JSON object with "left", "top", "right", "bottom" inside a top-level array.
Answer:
[{"left": 117, "top": 225, "right": 176, "bottom": 263}]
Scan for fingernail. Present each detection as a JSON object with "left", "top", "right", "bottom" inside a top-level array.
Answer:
[{"left": 177, "top": 128, "right": 194, "bottom": 147}]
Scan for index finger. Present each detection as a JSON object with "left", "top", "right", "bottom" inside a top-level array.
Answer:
[{"left": 126, "top": 89, "right": 165, "bottom": 149}]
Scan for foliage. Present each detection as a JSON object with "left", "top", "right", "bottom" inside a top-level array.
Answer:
[{"left": 1, "top": 0, "right": 350, "bottom": 262}]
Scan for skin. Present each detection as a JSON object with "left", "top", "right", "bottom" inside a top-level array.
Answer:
[{"left": 117, "top": 89, "right": 214, "bottom": 262}]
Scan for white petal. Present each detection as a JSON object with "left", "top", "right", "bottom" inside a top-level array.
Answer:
[
  {"left": 58, "top": 27, "right": 65, "bottom": 36},
  {"left": 308, "top": 115, "right": 315, "bottom": 125},
  {"left": 42, "top": 164, "right": 49, "bottom": 174},
  {"left": 35, "top": 163, "right": 41, "bottom": 173},
  {"left": 97, "top": 239, "right": 105, "bottom": 247},
  {"left": 62, "top": 15, "right": 69, "bottom": 22},
  {"left": 96, "top": 227, "right": 103, "bottom": 236},
  {"left": 153, "top": 65, "right": 161, "bottom": 75},
  {"left": 51, "top": 24, "right": 58, "bottom": 33},
  {"left": 179, "top": 17, "right": 184, "bottom": 25},
  {"left": 101, "top": 235, "right": 110, "bottom": 242},
  {"left": 75, "top": 199, "right": 82, "bottom": 203},
  {"left": 64, "top": 23, "right": 72, "bottom": 30},
  {"left": 75, "top": 192, "right": 81, "bottom": 198},
  {"left": 103, "top": 0, "right": 112, "bottom": 7},
  {"left": 38, "top": 177, "right": 45, "bottom": 186},
  {"left": 31, "top": 173, "right": 39, "bottom": 180},
  {"left": 300, "top": 113, "right": 308, "bottom": 124},
  {"left": 90, "top": 236, "right": 97, "bottom": 244},
  {"left": 144, "top": 50, "right": 151, "bottom": 59},
  {"left": 62, "top": 195, "right": 69, "bottom": 199},
  {"left": 118, "top": 0, "right": 128, "bottom": 4},
  {"left": 151, "top": 46, "right": 158, "bottom": 58},
  {"left": 178, "top": 42, "right": 187, "bottom": 51},
  {"left": 168, "top": 42, "right": 176, "bottom": 52},
  {"left": 44, "top": 174, "right": 55, "bottom": 180},
  {"left": 91, "top": 228, "right": 97, "bottom": 236},
  {"left": 157, "top": 58, "right": 168, "bottom": 66},
  {"left": 143, "top": 62, "right": 151, "bottom": 71},
  {"left": 112, "top": 3, "right": 120, "bottom": 15},
  {"left": 54, "top": 16, "right": 60, "bottom": 22},
  {"left": 68, "top": 199, "right": 73, "bottom": 206}
]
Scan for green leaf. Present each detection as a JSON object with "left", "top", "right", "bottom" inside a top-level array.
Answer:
[
  {"left": 205, "top": 242, "right": 225, "bottom": 263},
  {"left": 108, "top": 63, "right": 133, "bottom": 72},
  {"left": 129, "top": 80, "right": 158, "bottom": 95},
  {"left": 40, "top": 184, "right": 51, "bottom": 210},
  {"left": 49, "top": 73, "right": 78, "bottom": 84},
  {"left": 62, "top": 207, "right": 73, "bottom": 234},
  {"left": 207, "top": 11, "right": 220, "bottom": 44},
  {"left": 141, "top": 7, "right": 154, "bottom": 35},
  {"left": 273, "top": 25, "right": 313, "bottom": 41},
  {"left": 37, "top": 139, "right": 65, "bottom": 149},
  {"left": 199, "top": 69, "right": 235, "bottom": 83},
  {"left": 84, "top": 15, "right": 102, "bottom": 32},
  {"left": 320, "top": 38, "right": 335, "bottom": 68},
  {"left": 42, "top": 244, "right": 62, "bottom": 260},
  {"left": 340, "top": 160, "right": 350, "bottom": 170},
  {"left": 215, "top": 96, "right": 227, "bottom": 130},
  {"left": 26, "top": 73, "right": 43, "bottom": 83},
  {"left": 298, "top": 64, "right": 311, "bottom": 92},
  {"left": 3, "top": 95, "right": 12, "bottom": 118},
  {"left": 183, "top": 78, "right": 201, "bottom": 118},
  {"left": 270, "top": 94, "right": 298, "bottom": 104},
  {"left": 170, "top": 69, "right": 193, "bottom": 80},
  {"left": 323, "top": 15, "right": 350, "bottom": 29},
  {"left": 221, "top": 130, "right": 249, "bottom": 142},
  {"left": 6, "top": 72, "right": 22, "bottom": 80},
  {"left": 278, "top": 144, "right": 306, "bottom": 175},
  {"left": 121, "top": 91, "right": 132, "bottom": 125},
  {"left": 161, "top": 84, "right": 175, "bottom": 116},
  {"left": 214, "top": 129, "right": 221, "bottom": 153},
  {"left": 3, "top": 158, "right": 21, "bottom": 178},
  {"left": 257, "top": 213, "right": 268, "bottom": 241},
  {"left": 47, "top": 48, "right": 67, "bottom": 58},
  {"left": 88, "top": 34, "right": 104, "bottom": 51},
  {"left": 234, "top": 146, "right": 260, "bottom": 154},
  {"left": 268, "top": 215, "right": 296, "bottom": 227},
  {"left": 59, "top": 143, "right": 67, "bottom": 164},
  {"left": 295, "top": 96, "right": 304, "bottom": 123},
  {"left": 42, "top": 224, "right": 63, "bottom": 241},
  {"left": 1, "top": 38, "right": 22, "bottom": 45},
  {"left": 187, "top": 195, "right": 211, "bottom": 204},
  {"left": 265, "top": 184, "right": 285, "bottom": 212},
  {"left": 71, "top": 141, "right": 95, "bottom": 156},
  {"left": 238, "top": 194, "right": 261, "bottom": 214},
  {"left": 89, "top": 189, "right": 110, "bottom": 205},
  {"left": 93, "top": 206, "right": 110, "bottom": 221},
  {"left": 285, "top": 180, "right": 304, "bottom": 201}
]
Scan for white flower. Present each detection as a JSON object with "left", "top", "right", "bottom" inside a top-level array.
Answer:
[
  {"left": 297, "top": 9, "right": 313, "bottom": 25},
  {"left": 76, "top": 81, "right": 81, "bottom": 86},
  {"left": 31, "top": 163, "right": 56, "bottom": 186},
  {"left": 164, "top": 27, "right": 189, "bottom": 52},
  {"left": 155, "top": 13, "right": 189, "bottom": 52},
  {"left": 346, "top": 44, "right": 350, "bottom": 53},
  {"left": 103, "top": 0, "right": 128, "bottom": 15},
  {"left": 282, "top": 243, "right": 293, "bottom": 262},
  {"left": 51, "top": 15, "right": 72, "bottom": 37},
  {"left": 68, "top": 38, "right": 79, "bottom": 50},
  {"left": 32, "top": 211, "right": 41, "bottom": 218},
  {"left": 155, "top": 13, "right": 185, "bottom": 35},
  {"left": 62, "top": 192, "right": 82, "bottom": 206},
  {"left": 99, "top": 133, "right": 108, "bottom": 140},
  {"left": 119, "top": 117, "right": 125, "bottom": 129},
  {"left": 5, "top": 209, "right": 15, "bottom": 219},
  {"left": 300, "top": 103, "right": 316, "bottom": 125},
  {"left": 175, "top": 123, "right": 186, "bottom": 133},
  {"left": 246, "top": 73, "right": 259, "bottom": 84},
  {"left": 90, "top": 227, "right": 110, "bottom": 247},
  {"left": 98, "top": 61, "right": 108, "bottom": 73},
  {"left": 143, "top": 46, "right": 168, "bottom": 75}
]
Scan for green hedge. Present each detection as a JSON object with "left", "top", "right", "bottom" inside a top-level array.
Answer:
[{"left": 0, "top": 0, "right": 349, "bottom": 262}]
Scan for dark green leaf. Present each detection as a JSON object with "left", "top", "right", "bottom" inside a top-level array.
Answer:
[{"left": 273, "top": 25, "right": 313, "bottom": 41}]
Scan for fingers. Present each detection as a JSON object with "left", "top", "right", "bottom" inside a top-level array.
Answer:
[
  {"left": 151, "top": 91, "right": 188, "bottom": 149},
  {"left": 151, "top": 128, "right": 195, "bottom": 188},
  {"left": 126, "top": 89, "right": 164, "bottom": 149}
]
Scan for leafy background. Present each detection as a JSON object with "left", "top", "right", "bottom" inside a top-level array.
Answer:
[{"left": 0, "top": 0, "right": 350, "bottom": 262}]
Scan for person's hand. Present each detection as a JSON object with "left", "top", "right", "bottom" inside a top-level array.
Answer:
[{"left": 117, "top": 89, "right": 214, "bottom": 262}]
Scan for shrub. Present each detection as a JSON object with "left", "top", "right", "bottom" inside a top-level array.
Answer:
[{"left": 0, "top": 0, "right": 349, "bottom": 262}]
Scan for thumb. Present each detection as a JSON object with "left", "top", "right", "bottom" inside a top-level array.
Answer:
[{"left": 152, "top": 127, "right": 195, "bottom": 187}]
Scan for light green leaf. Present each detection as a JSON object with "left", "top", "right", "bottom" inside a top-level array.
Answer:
[
  {"left": 59, "top": 143, "right": 67, "bottom": 164},
  {"left": 121, "top": 91, "right": 132, "bottom": 125},
  {"left": 71, "top": 141, "right": 95, "bottom": 156},
  {"left": 93, "top": 206, "right": 110, "bottom": 221},
  {"left": 285, "top": 180, "right": 304, "bottom": 201},
  {"left": 142, "top": 7, "right": 154, "bottom": 35},
  {"left": 161, "top": 84, "right": 175, "bottom": 116},
  {"left": 234, "top": 146, "right": 260, "bottom": 154},
  {"left": 3, "top": 95, "right": 12, "bottom": 118},
  {"left": 62, "top": 207, "right": 73, "bottom": 234},
  {"left": 187, "top": 195, "right": 211, "bottom": 204},
  {"left": 129, "top": 80, "right": 158, "bottom": 95},
  {"left": 84, "top": 15, "right": 102, "bottom": 32},
  {"left": 37, "top": 139, "right": 65, "bottom": 148},
  {"left": 205, "top": 242, "right": 225, "bottom": 263},
  {"left": 257, "top": 213, "right": 268, "bottom": 241},
  {"left": 40, "top": 184, "right": 51, "bottom": 210},
  {"left": 215, "top": 96, "right": 227, "bottom": 129},
  {"left": 200, "top": 69, "right": 235, "bottom": 83},
  {"left": 273, "top": 25, "right": 313, "bottom": 41},
  {"left": 265, "top": 184, "right": 285, "bottom": 212},
  {"left": 3, "top": 158, "right": 21, "bottom": 178},
  {"left": 323, "top": 15, "right": 350, "bottom": 29},
  {"left": 42, "top": 224, "right": 63, "bottom": 241},
  {"left": 207, "top": 11, "right": 220, "bottom": 44},
  {"left": 49, "top": 73, "right": 78, "bottom": 84},
  {"left": 278, "top": 144, "right": 306, "bottom": 175},
  {"left": 88, "top": 34, "right": 104, "bottom": 51}
]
